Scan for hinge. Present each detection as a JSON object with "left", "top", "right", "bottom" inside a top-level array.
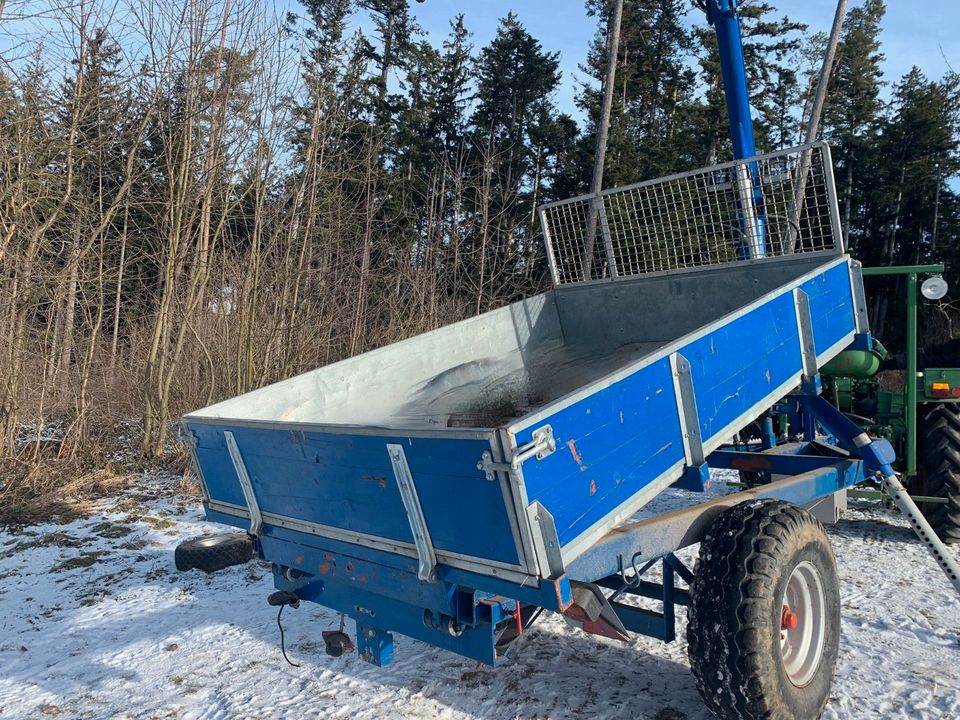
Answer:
[{"left": 477, "top": 424, "right": 556, "bottom": 480}]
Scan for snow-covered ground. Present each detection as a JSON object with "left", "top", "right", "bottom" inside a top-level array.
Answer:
[{"left": 1, "top": 473, "right": 958, "bottom": 720}]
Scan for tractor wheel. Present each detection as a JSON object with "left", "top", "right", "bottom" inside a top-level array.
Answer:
[
  {"left": 688, "top": 500, "right": 841, "bottom": 720},
  {"left": 920, "top": 403, "right": 960, "bottom": 544},
  {"left": 174, "top": 533, "right": 254, "bottom": 573}
]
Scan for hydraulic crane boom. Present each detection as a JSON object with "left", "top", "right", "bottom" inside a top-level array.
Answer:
[
  {"left": 705, "top": 0, "right": 757, "bottom": 160},
  {"left": 703, "top": 0, "right": 767, "bottom": 257}
]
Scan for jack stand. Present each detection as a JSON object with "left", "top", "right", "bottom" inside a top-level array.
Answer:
[{"left": 797, "top": 395, "right": 960, "bottom": 596}]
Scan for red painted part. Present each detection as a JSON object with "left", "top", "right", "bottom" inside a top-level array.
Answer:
[
  {"left": 781, "top": 605, "right": 799, "bottom": 630},
  {"left": 581, "top": 617, "right": 630, "bottom": 642},
  {"left": 514, "top": 601, "right": 523, "bottom": 635},
  {"left": 730, "top": 457, "right": 775, "bottom": 472}
]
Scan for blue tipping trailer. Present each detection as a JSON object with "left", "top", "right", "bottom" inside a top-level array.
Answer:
[{"left": 179, "top": 143, "right": 960, "bottom": 720}]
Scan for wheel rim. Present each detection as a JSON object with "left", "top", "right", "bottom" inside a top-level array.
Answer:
[{"left": 779, "top": 560, "right": 826, "bottom": 687}]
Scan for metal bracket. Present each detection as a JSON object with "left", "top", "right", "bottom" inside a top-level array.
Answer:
[
  {"left": 478, "top": 425, "right": 556, "bottom": 480},
  {"left": 849, "top": 261, "right": 869, "bottom": 334},
  {"left": 178, "top": 425, "right": 211, "bottom": 503},
  {"left": 670, "top": 353, "right": 705, "bottom": 468},
  {"left": 794, "top": 288, "right": 818, "bottom": 377},
  {"left": 386, "top": 444, "right": 437, "bottom": 582},
  {"left": 477, "top": 452, "right": 510, "bottom": 481},
  {"left": 224, "top": 430, "right": 262, "bottom": 536},
  {"left": 525, "top": 500, "right": 564, "bottom": 579},
  {"left": 515, "top": 425, "right": 556, "bottom": 465},
  {"left": 357, "top": 624, "right": 394, "bottom": 667}
]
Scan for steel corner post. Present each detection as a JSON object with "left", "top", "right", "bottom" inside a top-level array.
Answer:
[{"left": 906, "top": 271, "right": 918, "bottom": 477}]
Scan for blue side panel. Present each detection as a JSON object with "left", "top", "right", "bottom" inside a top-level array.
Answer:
[
  {"left": 518, "top": 259, "right": 856, "bottom": 554},
  {"left": 799, "top": 261, "right": 857, "bottom": 356},
  {"left": 516, "top": 356, "right": 685, "bottom": 547},
  {"left": 186, "top": 423, "right": 521, "bottom": 566},
  {"left": 683, "top": 290, "right": 800, "bottom": 443}
]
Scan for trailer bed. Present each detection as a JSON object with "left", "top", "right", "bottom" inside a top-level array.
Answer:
[{"left": 184, "top": 250, "right": 861, "bottom": 582}]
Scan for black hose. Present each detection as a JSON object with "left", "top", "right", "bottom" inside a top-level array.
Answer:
[{"left": 277, "top": 604, "right": 301, "bottom": 668}]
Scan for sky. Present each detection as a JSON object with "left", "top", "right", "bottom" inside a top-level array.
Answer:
[{"left": 339, "top": 0, "right": 960, "bottom": 120}]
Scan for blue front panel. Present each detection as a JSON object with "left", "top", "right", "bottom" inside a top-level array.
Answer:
[
  {"left": 187, "top": 423, "right": 521, "bottom": 566},
  {"left": 678, "top": 260, "right": 855, "bottom": 449},
  {"left": 516, "top": 356, "right": 685, "bottom": 547}
]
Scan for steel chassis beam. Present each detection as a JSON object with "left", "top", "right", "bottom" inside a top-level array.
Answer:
[{"left": 565, "top": 458, "right": 863, "bottom": 583}]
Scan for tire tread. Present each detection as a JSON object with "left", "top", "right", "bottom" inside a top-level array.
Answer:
[{"left": 687, "top": 500, "right": 839, "bottom": 720}]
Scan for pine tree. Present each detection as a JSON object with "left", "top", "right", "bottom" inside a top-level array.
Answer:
[
  {"left": 692, "top": 1, "right": 806, "bottom": 163},
  {"left": 467, "top": 13, "right": 563, "bottom": 305},
  {"left": 579, "top": 0, "right": 697, "bottom": 185},
  {"left": 430, "top": 15, "right": 472, "bottom": 157},
  {"left": 858, "top": 68, "right": 960, "bottom": 341}
]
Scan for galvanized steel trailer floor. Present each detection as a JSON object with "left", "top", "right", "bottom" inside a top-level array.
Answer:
[{"left": 189, "top": 254, "right": 842, "bottom": 431}]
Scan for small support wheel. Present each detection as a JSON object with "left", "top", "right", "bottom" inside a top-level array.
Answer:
[
  {"left": 687, "top": 500, "right": 841, "bottom": 720},
  {"left": 920, "top": 403, "right": 960, "bottom": 544},
  {"left": 174, "top": 533, "right": 254, "bottom": 573}
]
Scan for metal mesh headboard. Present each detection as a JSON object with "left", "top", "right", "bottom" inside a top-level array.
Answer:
[{"left": 538, "top": 142, "right": 844, "bottom": 286}]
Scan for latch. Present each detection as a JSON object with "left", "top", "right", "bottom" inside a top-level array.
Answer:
[
  {"left": 527, "top": 425, "right": 557, "bottom": 461},
  {"left": 477, "top": 425, "right": 556, "bottom": 480}
]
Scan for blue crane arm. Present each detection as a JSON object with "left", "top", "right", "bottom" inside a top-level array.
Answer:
[
  {"left": 705, "top": 0, "right": 757, "bottom": 160},
  {"left": 704, "top": 0, "right": 767, "bottom": 257}
]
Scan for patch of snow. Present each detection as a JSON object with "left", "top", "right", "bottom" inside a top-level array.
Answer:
[
  {"left": 13, "top": 420, "right": 65, "bottom": 448},
  {"left": 0, "top": 473, "right": 958, "bottom": 719}
]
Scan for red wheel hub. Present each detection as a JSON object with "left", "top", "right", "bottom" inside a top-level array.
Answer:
[{"left": 781, "top": 605, "right": 799, "bottom": 631}]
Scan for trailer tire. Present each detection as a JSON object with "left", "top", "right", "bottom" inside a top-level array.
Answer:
[
  {"left": 920, "top": 403, "right": 960, "bottom": 544},
  {"left": 687, "top": 500, "right": 840, "bottom": 720},
  {"left": 174, "top": 533, "right": 254, "bottom": 573}
]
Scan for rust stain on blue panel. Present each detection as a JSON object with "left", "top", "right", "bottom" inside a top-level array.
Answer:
[
  {"left": 566, "top": 439, "right": 587, "bottom": 471},
  {"left": 362, "top": 474, "right": 388, "bottom": 489}
]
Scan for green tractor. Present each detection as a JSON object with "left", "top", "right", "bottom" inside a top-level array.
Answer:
[{"left": 820, "top": 264, "right": 960, "bottom": 543}]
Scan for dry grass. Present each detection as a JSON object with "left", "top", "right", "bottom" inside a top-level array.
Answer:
[{"left": 0, "top": 416, "right": 191, "bottom": 529}]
